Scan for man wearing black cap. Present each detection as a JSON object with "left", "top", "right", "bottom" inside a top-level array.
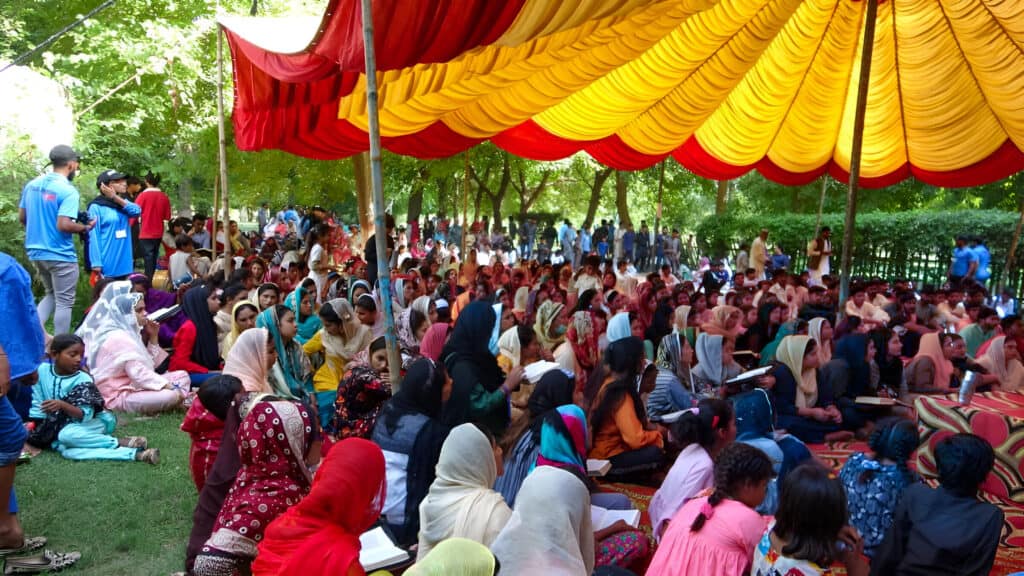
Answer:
[
  {"left": 18, "top": 145, "right": 89, "bottom": 335},
  {"left": 87, "top": 170, "right": 141, "bottom": 282}
]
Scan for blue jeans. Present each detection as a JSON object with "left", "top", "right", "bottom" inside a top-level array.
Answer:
[
  {"left": 0, "top": 397, "right": 26, "bottom": 515},
  {"left": 140, "top": 238, "right": 162, "bottom": 279}
]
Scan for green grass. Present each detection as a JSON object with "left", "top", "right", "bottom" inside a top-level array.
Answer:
[{"left": 15, "top": 412, "right": 196, "bottom": 575}]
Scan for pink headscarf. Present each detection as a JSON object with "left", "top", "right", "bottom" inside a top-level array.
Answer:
[{"left": 420, "top": 323, "right": 451, "bottom": 362}]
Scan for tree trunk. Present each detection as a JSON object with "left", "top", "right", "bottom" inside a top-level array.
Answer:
[
  {"left": 583, "top": 167, "right": 613, "bottom": 229},
  {"left": 615, "top": 171, "right": 632, "bottom": 228},
  {"left": 790, "top": 186, "right": 800, "bottom": 213},
  {"left": 435, "top": 176, "right": 451, "bottom": 218},
  {"left": 472, "top": 180, "right": 483, "bottom": 223},
  {"left": 715, "top": 179, "right": 729, "bottom": 215},
  {"left": 407, "top": 184, "right": 424, "bottom": 225},
  {"left": 352, "top": 152, "right": 374, "bottom": 237}
]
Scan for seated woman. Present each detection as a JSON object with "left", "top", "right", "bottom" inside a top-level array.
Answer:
[
  {"left": 372, "top": 358, "right": 450, "bottom": 546},
  {"left": 771, "top": 335, "right": 847, "bottom": 444},
  {"left": 691, "top": 333, "right": 743, "bottom": 397},
  {"left": 170, "top": 285, "right": 223, "bottom": 387},
  {"left": 808, "top": 317, "right": 834, "bottom": 366},
  {"left": 129, "top": 273, "right": 185, "bottom": 348},
  {"left": 303, "top": 299, "right": 372, "bottom": 426},
  {"left": 253, "top": 438, "right": 386, "bottom": 576},
  {"left": 588, "top": 336, "right": 665, "bottom": 479},
  {"left": 820, "top": 334, "right": 879, "bottom": 433},
  {"left": 77, "top": 282, "right": 189, "bottom": 414},
  {"left": 838, "top": 418, "right": 920, "bottom": 558},
  {"left": 283, "top": 280, "right": 321, "bottom": 345},
  {"left": 407, "top": 538, "right": 498, "bottom": 576},
  {"left": 257, "top": 304, "right": 313, "bottom": 401},
  {"left": 646, "top": 332, "right": 696, "bottom": 418},
  {"left": 396, "top": 306, "right": 429, "bottom": 371},
  {"left": 534, "top": 300, "right": 571, "bottom": 371},
  {"left": 442, "top": 301, "right": 526, "bottom": 435},
  {"left": 700, "top": 305, "right": 743, "bottom": 340},
  {"left": 490, "top": 466, "right": 595, "bottom": 576},
  {"left": 650, "top": 399, "right": 735, "bottom": 541},
  {"left": 220, "top": 301, "right": 258, "bottom": 359},
  {"left": 494, "top": 370, "right": 575, "bottom": 506},
  {"left": 193, "top": 399, "right": 316, "bottom": 576},
  {"left": 567, "top": 309, "right": 600, "bottom": 393},
  {"left": 332, "top": 336, "right": 392, "bottom": 440},
  {"left": 976, "top": 335, "right": 1024, "bottom": 392},
  {"left": 904, "top": 332, "right": 963, "bottom": 395},
  {"left": 646, "top": 443, "right": 774, "bottom": 576},
  {"left": 870, "top": 328, "right": 905, "bottom": 397},
  {"left": 418, "top": 423, "right": 512, "bottom": 559},
  {"left": 758, "top": 318, "right": 802, "bottom": 366},
  {"left": 29, "top": 334, "right": 157, "bottom": 463},
  {"left": 254, "top": 282, "right": 280, "bottom": 312}
]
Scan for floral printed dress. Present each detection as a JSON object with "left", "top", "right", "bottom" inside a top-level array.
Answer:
[
  {"left": 837, "top": 452, "right": 917, "bottom": 557},
  {"left": 751, "top": 522, "right": 848, "bottom": 576}
]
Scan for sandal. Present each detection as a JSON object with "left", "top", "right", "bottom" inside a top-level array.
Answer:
[
  {"left": 3, "top": 550, "right": 80, "bottom": 574},
  {"left": 118, "top": 436, "right": 148, "bottom": 449},
  {"left": 0, "top": 537, "right": 46, "bottom": 558}
]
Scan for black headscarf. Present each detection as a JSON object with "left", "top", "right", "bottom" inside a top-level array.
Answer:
[
  {"left": 835, "top": 334, "right": 871, "bottom": 398},
  {"left": 526, "top": 370, "right": 575, "bottom": 437},
  {"left": 182, "top": 285, "right": 221, "bottom": 370},
  {"left": 384, "top": 357, "right": 447, "bottom": 432},
  {"left": 589, "top": 336, "right": 647, "bottom": 432},
  {"left": 441, "top": 300, "right": 503, "bottom": 390}
]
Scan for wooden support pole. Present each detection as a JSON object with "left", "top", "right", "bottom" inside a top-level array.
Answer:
[
  {"left": 217, "top": 24, "right": 233, "bottom": 280},
  {"left": 353, "top": 152, "right": 374, "bottom": 249},
  {"left": 461, "top": 150, "right": 470, "bottom": 260},
  {"left": 839, "top": 0, "right": 879, "bottom": 307},
  {"left": 360, "top": 0, "right": 402, "bottom": 388}
]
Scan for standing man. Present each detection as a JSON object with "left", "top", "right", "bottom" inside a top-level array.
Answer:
[
  {"left": 806, "top": 226, "right": 832, "bottom": 286},
  {"left": 578, "top": 225, "right": 591, "bottom": 267},
  {"left": 257, "top": 202, "right": 269, "bottom": 233},
  {"left": 971, "top": 236, "right": 991, "bottom": 287},
  {"left": 519, "top": 218, "right": 536, "bottom": 260},
  {"left": 560, "top": 222, "right": 576, "bottom": 262},
  {"left": 751, "top": 228, "right": 769, "bottom": 280},
  {"left": 135, "top": 171, "right": 171, "bottom": 279},
  {"left": 87, "top": 170, "right": 142, "bottom": 283},
  {"left": 949, "top": 235, "right": 978, "bottom": 286},
  {"left": 635, "top": 221, "right": 650, "bottom": 271},
  {"left": 622, "top": 224, "right": 636, "bottom": 265},
  {"left": 19, "top": 145, "right": 90, "bottom": 335},
  {"left": 666, "top": 228, "right": 682, "bottom": 274}
]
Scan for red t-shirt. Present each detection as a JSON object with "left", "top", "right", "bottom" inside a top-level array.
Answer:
[{"left": 136, "top": 188, "right": 171, "bottom": 239}]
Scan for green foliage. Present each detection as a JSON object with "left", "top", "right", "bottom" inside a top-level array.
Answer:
[{"left": 697, "top": 210, "right": 1024, "bottom": 288}]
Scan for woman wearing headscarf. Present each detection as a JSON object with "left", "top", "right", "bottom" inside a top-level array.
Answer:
[
  {"left": 256, "top": 305, "right": 312, "bottom": 401},
  {"left": 673, "top": 304, "right": 696, "bottom": 348},
  {"left": 77, "top": 282, "right": 189, "bottom": 413},
  {"left": 493, "top": 370, "right": 575, "bottom": 506},
  {"left": 254, "top": 283, "right": 281, "bottom": 312},
  {"left": 905, "top": 332, "right": 962, "bottom": 394},
  {"left": 253, "top": 438, "right": 384, "bottom": 576},
  {"left": 605, "top": 311, "right": 633, "bottom": 344},
  {"left": 700, "top": 305, "right": 743, "bottom": 339},
  {"left": 567, "top": 310, "right": 598, "bottom": 393},
  {"left": 771, "top": 335, "right": 845, "bottom": 443},
  {"left": 418, "top": 424, "right": 512, "bottom": 559},
  {"left": 647, "top": 332, "right": 696, "bottom": 418},
  {"left": 170, "top": 285, "right": 223, "bottom": 385},
  {"left": 757, "top": 319, "right": 800, "bottom": 366},
  {"left": 633, "top": 283, "right": 656, "bottom": 335},
  {"left": 221, "top": 301, "right": 259, "bottom": 359},
  {"left": 808, "top": 317, "right": 834, "bottom": 366},
  {"left": 512, "top": 286, "right": 530, "bottom": 324},
  {"left": 442, "top": 301, "right": 525, "bottom": 435},
  {"left": 129, "top": 273, "right": 184, "bottom": 347},
  {"left": 395, "top": 306, "right": 429, "bottom": 371},
  {"left": 283, "top": 280, "right": 321, "bottom": 344},
  {"left": 372, "top": 358, "right": 450, "bottom": 546},
  {"left": 820, "top": 334, "right": 876, "bottom": 433},
  {"left": 332, "top": 337, "right": 392, "bottom": 439},
  {"left": 534, "top": 300, "right": 569, "bottom": 356},
  {"left": 748, "top": 302, "right": 783, "bottom": 356},
  {"left": 419, "top": 323, "right": 451, "bottom": 363},
  {"left": 977, "top": 335, "right": 1024, "bottom": 392},
  {"left": 302, "top": 299, "right": 373, "bottom": 426},
  {"left": 489, "top": 466, "right": 595, "bottom": 576},
  {"left": 407, "top": 538, "right": 498, "bottom": 576},
  {"left": 193, "top": 399, "right": 315, "bottom": 576},
  {"left": 347, "top": 278, "right": 371, "bottom": 303},
  {"left": 589, "top": 336, "right": 665, "bottom": 478},
  {"left": 221, "top": 328, "right": 278, "bottom": 395},
  {"left": 691, "top": 333, "right": 744, "bottom": 397}
]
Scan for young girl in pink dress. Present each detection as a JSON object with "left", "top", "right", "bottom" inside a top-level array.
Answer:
[{"left": 646, "top": 443, "right": 774, "bottom": 576}]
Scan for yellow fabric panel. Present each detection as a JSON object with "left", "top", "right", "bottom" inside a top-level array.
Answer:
[
  {"left": 765, "top": 0, "right": 864, "bottom": 174},
  {"left": 495, "top": 0, "right": 665, "bottom": 47}
]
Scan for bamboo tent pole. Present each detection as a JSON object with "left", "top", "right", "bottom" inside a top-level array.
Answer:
[
  {"left": 217, "top": 24, "right": 233, "bottom": 280},
  {"left": 211, "top": 174, "right": 219, "bottom": 265},
  {"left": 462, "top": 150, "right": 470, "bottom": 260},
  {"left": 839, "top": 0, "right": 879, "bottom": 307},
  {"left": 360, "top": 0, "right": 402, "bottom": 388}
]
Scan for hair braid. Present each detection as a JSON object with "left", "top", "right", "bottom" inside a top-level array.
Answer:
[{"left": 690, "top": 443, "right": 773, "bottom": 533}]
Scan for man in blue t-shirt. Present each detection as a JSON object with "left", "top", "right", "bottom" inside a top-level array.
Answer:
[
  {"left": 87, "top": 169, "right": 142, "bottom": 281},
  {"left": 18, "top": 145, "right": 92, "bottom": 335},
  {"left": 970, "top": 236, "right": 991, "bottom": 286},
  {"left": 949, "top": 235, "right": 978, "bottom": 286}
]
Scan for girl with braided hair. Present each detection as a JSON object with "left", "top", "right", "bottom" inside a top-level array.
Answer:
[
  {"left": 838, "top": 417, "right": 920, "bottom": 558},
  {"left": 646, "top": 443, "right": 774, "bottom": 576}
]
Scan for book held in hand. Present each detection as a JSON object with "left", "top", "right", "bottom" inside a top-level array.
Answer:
[
  {"left": 590, "top": 505, "right": 641, "bottom": 532},
  {"left": 149, "top": 305, "right": 180, "bottom": 323},
  {"left": 359, "top": 526, "right": 409, "bottom": 571},
  {"left": 587, "top": 459, "right": 611, "bottom": 477}
]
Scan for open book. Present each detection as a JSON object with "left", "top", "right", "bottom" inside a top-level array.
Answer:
[
  {"left": 650, "top": 409, "right": 693, "bottom": 424},
  {"left": 591, "top": 505, "right": 641, "bottom": 532},
  {"left": 149, "top": 305, "right": 180, "bottom": 323},
  {"left": 587, "top": 459, "right": 611, "bottom": 477},
  {"left": 725, "top": 365, "right": 773, "bottom": 384},
  {"left": 854, "top": 396, "right": 896, "bottom": 406},
  {"left": 359, "top": 526, "right": 409, "bottom": 572}
]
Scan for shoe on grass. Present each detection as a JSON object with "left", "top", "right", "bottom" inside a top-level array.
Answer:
[
  {"left": 135, "top": 448, "right": 160, "bottom": 465},
  {"left": 118, "top": 436, "right": 148, "bottom": 449},
  {"left": 3, "top": 549, "right": 81, "bottom": 574}
]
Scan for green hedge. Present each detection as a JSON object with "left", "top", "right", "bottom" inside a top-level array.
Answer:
[{"left": 695, "top": 210, "right": 1024, "bottom": 290}]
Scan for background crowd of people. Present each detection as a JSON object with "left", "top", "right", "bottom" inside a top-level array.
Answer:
[{"left": 0, "top": 146, "right": 1012, "bottom": 575}]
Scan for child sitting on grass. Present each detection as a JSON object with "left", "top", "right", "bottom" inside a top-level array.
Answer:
[
  {"left": 181, "top": 374, "right": 243, "bottom": 490},
  {"left": 871, "top": 433, "right": 1003, "bottom": 576},
  {"left": 28, "top": 334, "right": 159, "bottom": 464}
]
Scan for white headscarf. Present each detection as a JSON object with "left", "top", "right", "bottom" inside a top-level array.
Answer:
[
  {"left": 606, "top": 312, "right": 632, "bottom": 343},
  {"left": 490, "top": 466, "right": 595, "bottom": 576},
  {"left": 321, "top": 299, "right": 372, "bottom": 361},
  {"left": 808, "top": 317, "right": 833, "bottom": 365},
  {"left": 411, "top": 295, "right": 433, "bottom": 329},
  {"left": 76, "top": 281, "right": 148, "bottom": 374},
  {"left": 222, "top": 328, "right": 273, "bottom": 394},
  {"left": 498, "top": 326, "right": 522, "bottom": 368},
  {"left": 978, "top": 336, "right": 1024, "bottom": 392},
  {"left": 692, "top": 333, "right": 726, "bottom": 386},
  {"left": 417, "top": 424, "right": 512, "bottom": 560}
]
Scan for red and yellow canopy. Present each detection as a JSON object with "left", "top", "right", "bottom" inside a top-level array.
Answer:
[{"left": 222, "top": 0, "right": 1024, "bottom": 188}]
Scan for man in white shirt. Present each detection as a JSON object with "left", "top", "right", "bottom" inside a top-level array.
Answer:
[{"left": 807, "top": 226, "right": 832, "bottom": 286}]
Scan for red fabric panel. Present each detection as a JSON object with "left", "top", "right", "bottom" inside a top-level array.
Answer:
[
  {"left": 587, "top": 135, "right": 670, "bottom": 170},
  {"left": 492, "top": 120, "right": 595, "bottom": 161},
  {"left": 671, "top": 136, "right": 756, "bottom": 180}
]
